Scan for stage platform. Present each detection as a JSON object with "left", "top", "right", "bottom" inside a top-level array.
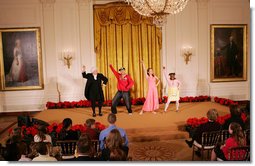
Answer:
[{"left": 35, "top": 102, "right": 229, "bottom": 142}]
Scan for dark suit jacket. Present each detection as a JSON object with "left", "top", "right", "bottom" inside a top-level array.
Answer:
[
  {"left": 193, "top": 121, "right": 221, "bottom": 144},
  {"left": 222, "top": 116, "right": 245, "bottom": 130},
  {"left": 82, "top": 72, "right": 108, "bottom": 101}
]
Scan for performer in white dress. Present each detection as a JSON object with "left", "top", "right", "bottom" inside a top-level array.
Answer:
[{"left": 163, "top": 66, "right": 181, "bottom": 112}]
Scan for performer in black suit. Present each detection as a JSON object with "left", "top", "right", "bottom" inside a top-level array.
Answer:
[{"left": 82, "top": 66, "right": 108, "bottom": 117}]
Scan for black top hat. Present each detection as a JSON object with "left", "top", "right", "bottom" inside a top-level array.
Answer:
[{"left": 119, "top": 67, "right": 125, "bottom": 71}]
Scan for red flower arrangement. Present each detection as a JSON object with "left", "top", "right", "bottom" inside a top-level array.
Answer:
[
  {"left": 9, "top": 122, "right": 106, "bottom": 138},
  {"left": 186, "top": 113, "right": 246, "bottom": 128},
  {"left": 214, "top": 97, "right": 238, "bottom": 106},
  {"left": 46, "top": 95, "right": 211, "bottom": 109}
]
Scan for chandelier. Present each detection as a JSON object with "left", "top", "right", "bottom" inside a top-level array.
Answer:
[{"left": 124, "top": 0, "right": 190, "bottom": 27}]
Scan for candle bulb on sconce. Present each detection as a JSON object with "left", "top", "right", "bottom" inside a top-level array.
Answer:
[{"left": 182, "top": 46, "right": 193, "bottom": 65}]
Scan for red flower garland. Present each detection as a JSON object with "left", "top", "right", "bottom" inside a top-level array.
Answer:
[
  {"left": 46, "top": 95, "right": 212, "bottom": 109},
  {"left": 9, "top": 122, "right": 106, "bottom": 137},
  {"left": 186, "top": 113, "right": 246, "bottom": 128}
]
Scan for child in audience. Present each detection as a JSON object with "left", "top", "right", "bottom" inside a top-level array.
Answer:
[
  {"left": 58, "top": 118, "right": 78, "bottom": 140},
  {"left": 34, "top": 125, "right": 52, "bottom": 143},
  {"left": 211, "top": 122, "right": 246, "bottom": 161}
]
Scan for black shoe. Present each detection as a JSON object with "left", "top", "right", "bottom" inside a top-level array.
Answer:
[
  {"left": 195, "top": 150, "right": 201, "bottom": 157},
  {"left": 185, "top": 140, "right": 193, "bottom": 148},
  {"left": 92, "top": 113, "right": 96, "bottom": 117},
  {"left": 99, "top": 113, "right": 103, "bottom": 116}
]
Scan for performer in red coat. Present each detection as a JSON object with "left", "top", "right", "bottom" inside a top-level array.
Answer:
[{"left": 109, "top": 64, "right": 134, "bottom": 115}]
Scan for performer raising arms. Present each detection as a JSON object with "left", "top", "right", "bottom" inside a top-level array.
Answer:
[
  {"left": 139, "top": 60, "right": 160, "bottom": 115},
  {"left": 82, "top": 66, "right": 108, "bottom": 117},
  {"left": 163, "top": 66, "right": 181, "bottom": 112},
  {"left": 109, "top": 64, "right": 134, "bottom": 115}
]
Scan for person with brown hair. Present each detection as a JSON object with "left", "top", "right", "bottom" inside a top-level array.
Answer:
[
  {"left": 71, "top": 134, "right": 96, "bottom": 161},
  {"left": 101, "top": 129, "right": 128, "bottom": 161},
  {"left": 32, "top": 142, "right": 57, "bottom": 161},
  {"left": 139, "top": 60, "right": 160, "bottom": 115},
  {"left": 18, "top": 142, "right": 31, "bottom": 161},
  {"left": 34, "top": 125, "right": 52, "bottom": 143},
  {"left": 211, "top": 122, "right": 246, "bottom": 161},
  {"left": 222, "top": 104, "right": 245, "bottom": 130},
  {"left": 84, "top": 119, "right": 99, "bottom": 140}
]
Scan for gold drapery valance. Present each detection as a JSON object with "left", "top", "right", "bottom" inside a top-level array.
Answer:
[
  {"left": 94, "top": 2, "right": 162, "bottom": 54},
  {"left": 94, "top": 2, "right": 162, "bottom": 100}
]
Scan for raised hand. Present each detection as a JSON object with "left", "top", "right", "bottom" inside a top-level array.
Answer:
[{"left": 82, "top": 65, "right": 86, "bottom": 72}]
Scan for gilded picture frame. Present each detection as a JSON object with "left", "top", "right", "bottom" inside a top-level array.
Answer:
[
  {"left": 210, "top": 24, "right": 247, "bottom": 82},
  {"left": 0, "top": 27, "right": 44, "bottom": 90}
]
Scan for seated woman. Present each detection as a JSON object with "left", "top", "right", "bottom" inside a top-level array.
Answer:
[
  {"left": 34, "top": 125, "right": 52, "bottom": 143},
  {"left": 222, "top": 104, "right": 245, "bottom": 130},
  {"left": 58, "top": 118, "right": 79, "bottom": 140},
  {"left": 100, "top": 129, "right": 128, "bottom": 161},
  {"left": 211, "top": 122, "right": 246, "bottom": 161},
  {"left": 185, "top": 109, "right": 221, "bottom": 147},
  {"left": 84, "top": 119, "right": 99, "bottom": 140}
]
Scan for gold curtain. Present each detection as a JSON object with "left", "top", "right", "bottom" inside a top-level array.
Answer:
[{"left": 94, "top": 2, "right": 162, "bottom": 100}]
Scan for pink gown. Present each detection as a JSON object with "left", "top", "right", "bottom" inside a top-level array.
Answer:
[{"left": 142, "top": 75, "right": 159, "bottom": 111}]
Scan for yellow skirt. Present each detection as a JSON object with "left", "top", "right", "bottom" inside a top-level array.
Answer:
[{"left": 168, "top": 87, "right": 180, "bottom": 101}]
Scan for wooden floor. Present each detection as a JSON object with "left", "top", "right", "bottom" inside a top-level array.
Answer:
[{"left": 34, "top": 102, "right": 229, "bottom": 130}]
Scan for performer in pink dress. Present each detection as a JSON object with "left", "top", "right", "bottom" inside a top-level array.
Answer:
[
  {"left": 163, "top": 66, "right": 181, "bottom": 112},
  {"left": 139, "top": 60, "right": 160, "bottom": 115}
]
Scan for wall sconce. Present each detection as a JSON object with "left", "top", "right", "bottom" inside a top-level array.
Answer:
[
  {"left": 61, "top": 50, "right": 73, "bottom": 69},
  {"left": 182, "top": 46, "right": 193, "bottom": 65}
]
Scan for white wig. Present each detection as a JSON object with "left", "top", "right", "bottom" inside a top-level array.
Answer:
[{"left": 90, "top": 66, "right": 97, "bottom": 73}]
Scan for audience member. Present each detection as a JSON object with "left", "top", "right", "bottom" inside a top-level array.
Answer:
[
  {"left": 72, "top": 134, "right": 96, "bottom": 161},
  {"left": 185, "top": 109, "right": 221, "bottom": 147},
  {"left": 84, "top": 119, "right": 99, "bottom": 140},
  {"left": 58, "top": 118, "right": 78, "bottom": 140},
  {"left": 99, "top": 114, "right": 128, "bottom": 150},
  {"left": 32, "top": 142, "right": 57, "bottom": 161},
  {"left": 34, "top": 125, "right": 52, "bottom": 143},
  {"left": 211, "top": 122, "right": 246, "bottom": 161},
  {"left": 222, "top": 105, "right": 245, "bottom": 130},
  {"left": 101, "top": 129, "right": 128, "bottom": 161},
  {"left": 18, "top": 142, "right": 31, "bottom": 161},
  {"left": 0, "top": 143, "right": 5, "bottom": 161}
]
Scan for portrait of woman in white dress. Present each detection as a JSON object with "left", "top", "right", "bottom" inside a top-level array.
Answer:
[{"left": 6, "top": 39, "right": 28, "bottom": 83}]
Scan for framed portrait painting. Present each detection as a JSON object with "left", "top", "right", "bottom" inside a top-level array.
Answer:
[
  {"left": 0, "top": 27, "right": 44, "bottom": 90},
  {"left": 210, "top": 24, "right": 247, "bottom": 82}
]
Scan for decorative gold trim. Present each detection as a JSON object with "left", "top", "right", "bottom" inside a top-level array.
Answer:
[
  {"left": 210, "top": 24, "right": 247, "bottom": 82},
  {"left": 0, "top": 27, "right": 44, "bottom": 91}
]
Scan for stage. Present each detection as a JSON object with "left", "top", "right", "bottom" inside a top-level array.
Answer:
[
  {"left": 33, "top": 101, "right": 230, "bottom": 160},
  {"left": 35, "top": 102, "right": 229, "bottom": 142}
]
